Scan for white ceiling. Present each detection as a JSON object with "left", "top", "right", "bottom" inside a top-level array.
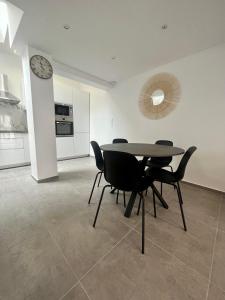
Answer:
[{"left": 10, "top": 0, "right": 225, "bottom": 83}]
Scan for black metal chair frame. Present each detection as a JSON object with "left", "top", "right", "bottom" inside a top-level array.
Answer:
[
  {"left": 138, "top": 146, "right": 197, "bottom": 233},
  {"left": 111, "top": 138, "right": 129, "bottom": 206},
  {"left": 147, "top": 140, "right": 174, "bottom": 196},
  {"left": 93, "top": 151, "right": 150, "bottom": 254},
  {"left": 93, "top": 185, "right": 146, "bottom": 254},
  {"left": 88, "top": 141, "right": 104, "bottom": 204}
]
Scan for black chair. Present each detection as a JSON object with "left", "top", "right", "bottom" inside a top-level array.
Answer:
[
  {"left": 147, "top": 140, "right": 173, "bottom": 195},
  {"left": 112, "top": 138, "right": 128, "bottom": 144},
  {"left": 146, "top": 146, "right": 197, "bottom": 232},
  {"left": 88, "top": 141, "right": 104, "bottom": 204},
  {"left": 112, "top": 138, "right": 128, "bottom": 205},
  {"left": 93, "top": 151, "right": 152, "bottom": 254},
  {"left": 147, "top": 140, "right": 173, "bottom": 169}
]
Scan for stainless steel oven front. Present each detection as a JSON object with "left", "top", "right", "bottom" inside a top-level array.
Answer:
[{"left": 55, "top": 121, "right": 74, "bottom": 137}]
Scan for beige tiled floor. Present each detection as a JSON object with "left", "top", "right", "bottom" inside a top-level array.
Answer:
[{"left": 0, "top": 157, "right": 224, "bottom": 300}]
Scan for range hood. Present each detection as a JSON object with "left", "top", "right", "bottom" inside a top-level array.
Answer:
[{"left": 0, "top": 74, "right": 20, "bottom": 105}]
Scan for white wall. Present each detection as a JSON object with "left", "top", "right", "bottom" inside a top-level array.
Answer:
[
  {"left": 90, "top": 43, "right": 225, "bottom": 192},
  {"left": 0, "top": 51, "right": 24, "bottom": 103}
]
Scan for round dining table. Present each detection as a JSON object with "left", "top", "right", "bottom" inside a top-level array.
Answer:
[{"left": 100, "top": 143, "right": 185, "bottom": 218}]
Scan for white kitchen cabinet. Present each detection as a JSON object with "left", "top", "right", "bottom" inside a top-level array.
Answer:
[
  {"left": 0, "top": 149, "right": 25, "bottom": 167},
  {"left": 56, "top": 137, "right": 75, "bottom": 159},
  {"left": 0, "top": 137, "right": 24, "bottom": 150},
  {"left": 73, "top": 89, "right": 90, "bottom": 132},
  {"left": 0, "top": 133, "right": 30, "bottom": 168},
  {"left": 53, "top": 80, "right": 73, "bottom": 104},
  {"left": 74, "top": 133, "right": 90, "bottom": 156}
]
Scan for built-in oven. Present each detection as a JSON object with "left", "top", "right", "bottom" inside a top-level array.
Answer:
[
  {"left": 55, "top": 121, "right": 74, "bottom": 136},
  {"left": 55, "top": 103, "right": 74, "bottom": 137}
]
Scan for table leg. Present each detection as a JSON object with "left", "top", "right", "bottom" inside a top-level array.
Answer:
[
  {"left": 150, "top": 183, "right": 168, "bottom": 209},
  {"left": 124, "top": 191, "right": 137, "bottom": 218},
  {"left": 110, "top": 187, "right": 117, "bottom": 194}
]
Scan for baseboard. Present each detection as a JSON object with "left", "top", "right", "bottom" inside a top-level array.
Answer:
[
  {"left": 0, "top": 162, "right": 31, "bottom": 170},
  {"left": 57, "top": 155, "right": 89, "bottom": 161},
  {"left": 31, "top": 175, "right": 59, "bottom": 183},
  {"left": 182, "top": 180, "right": 225, "bottom": 196}
]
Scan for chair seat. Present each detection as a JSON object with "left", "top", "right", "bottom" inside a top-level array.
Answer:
[
  {"left": 113, "top": 175, "right": 151, "bottom": 193},
  {"left": 147, "top": 168, "right": 177, "bottom": 184}
]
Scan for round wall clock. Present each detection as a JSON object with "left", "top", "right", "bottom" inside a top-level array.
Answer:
[{"left": 30, "top": 55, "right": 53, "bottom": 79}]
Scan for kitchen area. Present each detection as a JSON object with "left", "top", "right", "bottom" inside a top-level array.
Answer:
[{"left": 0, "top": 51, "right": 90, "bottom": 170}]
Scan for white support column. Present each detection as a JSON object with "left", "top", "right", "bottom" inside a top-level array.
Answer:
[{"left": 22, "top": 46, "right": 58, "bottom": 182}]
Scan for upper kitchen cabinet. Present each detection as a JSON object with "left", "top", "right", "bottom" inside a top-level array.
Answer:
[
  {"left": 73, "top": 89, "right": 90, "bottom": 133},
  {"left": 53, "top": 78, "right": 73, "bottom": 104}
]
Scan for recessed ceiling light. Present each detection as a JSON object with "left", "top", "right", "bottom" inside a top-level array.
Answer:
[
  {"left": 63, "top": 24, "right": 71, "bottom": 30},
  {"left": 161, "top": 24, "right": 168, "bottom": 30}
]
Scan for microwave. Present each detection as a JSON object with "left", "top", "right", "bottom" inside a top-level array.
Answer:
[{"left": 55, "top": 103, "right": 73, "bottom": 122}]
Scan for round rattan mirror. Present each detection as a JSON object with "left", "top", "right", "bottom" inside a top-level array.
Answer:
[{"left": 139, "top": 73, "right": 181, "bottom": 119}]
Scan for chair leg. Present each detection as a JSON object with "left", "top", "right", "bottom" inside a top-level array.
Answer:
[
  {"left": 137, "top": 195, "right": 142, "bottom": 215},
  {"left": 176, "top": 182, "right": 187, "bottom": 231},
  {"left": 97, "top": 172, "right": 103, "bottom": 187},
  {"left": 153, "top": 191, "right": 156, "bottom": 218},
  {"left": 141, "top": 193, "right": 145, "bottom": 254},
  {"left": 160, "top": 182, "right": 163, "bottom": 196},
  {"left": 123, "top": 191, "right": 126, "bottom": 207},
  {"left": 93, "top": 185, "right": 110, "bottom": 227},
  {"left": 88, "top": 171, "right": 101, "bottom": 204},
  {"left": 116, "top": 190, "right": 119, "bottom": 204}
]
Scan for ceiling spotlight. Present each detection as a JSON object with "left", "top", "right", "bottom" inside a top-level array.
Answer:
[
  {"left": 63, "top": 24, "right": 71, "bottom": 30},
  {"left": 161, "top": 24, "right": 168, "bottom": 30}
]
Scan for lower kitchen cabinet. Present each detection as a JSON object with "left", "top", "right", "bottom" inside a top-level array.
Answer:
[
  {"left": 56, "top": 136, "right": 75, "bottom": 159},
  {"left": 74, "top": 133, "right": 90, "bottom": 156},
  {"left": 0, "top": 149, "right": 25, "bottom": 167},
  {"left": 0, "top": 134, "right": 29, "bottom": 168}
]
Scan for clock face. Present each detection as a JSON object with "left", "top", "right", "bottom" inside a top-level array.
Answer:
[{"left": 30, "top": 55, "right": 53, "bottom": 79}]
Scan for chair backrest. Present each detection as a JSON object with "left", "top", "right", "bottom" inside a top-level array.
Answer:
[
  {"left": 156, "top": 140, "right": 173, "bottom": 146},
  {"left": 175, "top": 146, "right": 197, "bottom": 181},
  {"left": 90, "top": 141, "right": 104, "bottom": 171},
  {"left": 112, "top": 138, "right": 128, "bottom": 144},
  {"left": 150, "top": 140, "right": 173, "bottom": 166},
  {"left": 103, "top": 151, "right": 141, "bottom": 191}
]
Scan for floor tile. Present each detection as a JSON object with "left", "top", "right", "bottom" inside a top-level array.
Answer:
[
  {"left": 211, "top": 230, "right": 225, "bottom": 291},
  {"left": 160, "top": 182, "right": 222, "bottom": 228},
  {"left": 0, "top": 227, "right": 77, "bottom": 300},
  {"left": 61, "top": 284, "right": 89, "bottom": 300},
  {"left": 0, "top": 158, "right": 222, "bottom": 300},
  {"left": 82, "top": 230, "right": 208, "bottom": 300},
  {"left": 218, "top": 197, "right": 225, "bottom": 232},
  {"left": 136, "top": 206, "right": 216, "bottom": 278},
  {"left": 207, "top": 284, "right": 225, "bottom": 300},
  {"left": 46, "top": 203, "right": 130, "bottom": 279}
]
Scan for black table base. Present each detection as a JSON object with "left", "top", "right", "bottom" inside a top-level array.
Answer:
[{"left": 124, "top": 183, "right": 168, "bottom": 218}]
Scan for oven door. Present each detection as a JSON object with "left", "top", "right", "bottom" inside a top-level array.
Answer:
[{"left": 55, "top": 121, "right": 74, "bottom": 136}]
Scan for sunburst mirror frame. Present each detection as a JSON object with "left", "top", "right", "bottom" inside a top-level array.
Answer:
[{"left": 139, "top": 72, "right": 181, "bottom": 119}]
